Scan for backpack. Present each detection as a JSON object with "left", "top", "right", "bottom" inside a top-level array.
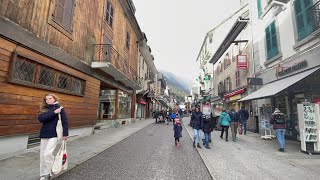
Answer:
[
  {"left": 229, "top": 111, "right": 237, "bottom": 121},
  {"left": 274, "top": 114, "right": 285, "bottom": 124}
]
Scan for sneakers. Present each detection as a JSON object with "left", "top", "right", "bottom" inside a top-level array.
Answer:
[
  {"left": 278, "top": 148, "right": 285, "bottom": 152},
  {"left": 205, "top": 146, "right": 211, "bottom": 149}
]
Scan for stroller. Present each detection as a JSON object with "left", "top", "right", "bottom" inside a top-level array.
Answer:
[{"left": 156, "top": 112, "right": 165, "bottom": 123}]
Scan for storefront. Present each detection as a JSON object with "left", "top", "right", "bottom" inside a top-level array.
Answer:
[
  {"left": 136, "top": 98, "right": 147, "bottom": 119},
  {"left": 223, "top": 88, "right": 246, "bottom": 111},
  {"left": 98, "top": 89, "right": 133, "bottom": 120},
  {"left": 239, "top": 45, "right": 320, "bottom": 140}
]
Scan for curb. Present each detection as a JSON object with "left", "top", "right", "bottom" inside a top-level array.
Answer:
[{"left": 182, "top": 118, "right": 219, "bottom": 180}]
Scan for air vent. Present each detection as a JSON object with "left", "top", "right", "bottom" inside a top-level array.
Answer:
[{"left": 27, "top": 134, "right": 40, "bottom": 149}]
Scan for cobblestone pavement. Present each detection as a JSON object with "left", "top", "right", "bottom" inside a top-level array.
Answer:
[{"left": 55, "top": 122, "right": 212, "bottom": 180}]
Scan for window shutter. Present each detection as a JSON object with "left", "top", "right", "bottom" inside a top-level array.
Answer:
[
  {"left": 62, "top": 0, "right": 74, "bottom": 32},
  {"left": 257, "top": 0, "right": 262, "bottom": 17},
  {"left": 294, "top": 0, "right": 313, "bottom": 40},
  {"left": 270, "top": 22, "right": 278, "bottom": 55},
  {"left": 54, "top": 0, "right": 65, "bottom": 24}
]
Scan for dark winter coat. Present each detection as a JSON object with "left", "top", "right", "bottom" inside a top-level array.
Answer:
[
  {"left": 202, "top": 116, "right": 212, "bottom": 133},
  {"left": 238, "top": 108, "right": 249, "bottom": 123},
  {"left": 174, "top": 123, "right": 182, "bottom": 138},
  {"left": 270, "top": 113, "right": 286, "bottom": 129},
  {"left": 190, "top": 111, "right": 203, "bottom": 130},
  {"left": 38, "top": 103, "right": 68, "bottom": 138},
  {"left": 228, "top": 110, "right": 239, "bottom": 123}
]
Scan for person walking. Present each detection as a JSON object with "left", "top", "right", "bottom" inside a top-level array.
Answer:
[
  {"left": 178, "top": 108, "right": 183, "bottom": 120},
  {"left": 218, "top": 109, "right": 231, "bottom": 141},
  {"left": 190, "top": 107, "right": 203, "bottom": 148},
  {"left": 173, "top": 118, "right": 183, "bottom": 146},
  {"left": 202, "top": 115, "right": 213, "bottom": 149},
  {"left": 170, "top": 112, "right": 177, "bottom": 125},
  {"left": 238, "top": 106, "right": 249, "bottom": 135},
  {"left": 228, "top": 108, "right": 240, "bottom": 142},
  {"left": 270, "top": 108, "right": 286, "bottom": 152},
  {"left": 38, "top": 94, "right": 68, "bottom": 180}
]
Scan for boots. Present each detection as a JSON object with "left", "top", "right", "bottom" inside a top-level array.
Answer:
[
  {"left": 193, "top": 141, "right": 196, "bottom": 148},
  {"left": 197, "top": 143, "right": 201, "bottom": 148}
]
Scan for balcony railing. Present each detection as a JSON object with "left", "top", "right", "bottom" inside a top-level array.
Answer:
[
  {"left": 308, "top": 1, "right": 320, "bottom": 33},
  {"left": 93, "top": 44, "right": 138, "bottom": 84}
]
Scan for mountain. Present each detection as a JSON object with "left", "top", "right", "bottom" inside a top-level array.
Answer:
[{"left": 159, "top": 70, "right": 190, "bottom": 93}]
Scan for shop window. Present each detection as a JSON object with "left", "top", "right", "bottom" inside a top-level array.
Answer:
[
  {"left": 294, "top": 0, "right": 313, "bottom": 41},
  {"left": 265, "top": 21, "right": 279, "bottom": 60},
  {"left": 99, "top": 90, "right": 116, "bottom": 119},
  {"left": 105, "top": 1, "right": 114, "bottom": 28},
  {"left": 53, "top": 0, "right": 75, "bottom": 33},
  {"left": 118, "top": 90, "right": 132, "bottom": 119},
  {"left": 9, "top": 54, "right": 85, "bottom": 96}
]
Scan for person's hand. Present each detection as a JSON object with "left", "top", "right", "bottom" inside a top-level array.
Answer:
[
  {"left": 54, "top": 107, "right": 63, "bottom": 114},
  {"left": 63, "top": 136, "right": 68, "bottom": 140}
]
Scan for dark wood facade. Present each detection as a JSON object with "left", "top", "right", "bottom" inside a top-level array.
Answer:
[
  {"left": 0, "top": 0, "right": 144, "bottom": 137},
  {"left": 0, "top": 37, "right": 100, "bottom": 136}
]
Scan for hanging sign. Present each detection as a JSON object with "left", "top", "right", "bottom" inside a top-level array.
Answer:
[{"left": 236, "top": 54, "right": 248, "bottom": 69}]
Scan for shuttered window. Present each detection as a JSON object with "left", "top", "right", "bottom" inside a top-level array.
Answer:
[
  {"left": 126, "top": 32, "right": 130, "bottom": 50},
  {"left": 257, "top": 0, "right": 263, "bottom": 18},
  {"left": 265, "top": 21, "right": 279, "bottom": 60},
  {"left": 53, "top": 0, "right": 75, "bottom": 33},
  {"left": 294, "top": 0, "right": 313, "bottom": 40},
  {"left": 235, "top": 70, "right": 240, "bottom": 87},
  {"left": 106, "top": 1, "right": 114, "bottom": 28}
]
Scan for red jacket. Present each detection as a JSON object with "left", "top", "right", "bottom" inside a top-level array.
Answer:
[{"left": 270, "top": 113, "right": 286, "bottom": 129}]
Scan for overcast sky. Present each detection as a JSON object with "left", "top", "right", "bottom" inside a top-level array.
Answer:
[{"left": 134, "top": 0, "right": 241, "bottom": 86}]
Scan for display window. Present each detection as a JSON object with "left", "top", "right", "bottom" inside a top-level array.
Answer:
[{"left": 118, "top": 90, "right": 132, "bottom": 119}]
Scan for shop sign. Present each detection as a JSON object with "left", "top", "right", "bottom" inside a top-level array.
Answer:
[
  {"left": 277, "top": 60, "right": 308, "bottom": 77},
  {"left": 229, "top": 94, "right": 242, "bottom": 101},
  {"left": 236, "top": 54, "right": 248, "bottom": 69},
  {"left": 247, "top": 78, "right": 263, "bottom": 85}
]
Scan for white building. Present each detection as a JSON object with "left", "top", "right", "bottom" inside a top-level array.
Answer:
[{"left": 239, "top": 0, "right": 320, "bottom": 140}]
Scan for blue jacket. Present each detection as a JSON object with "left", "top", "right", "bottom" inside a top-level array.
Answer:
[
  {"left": 38, "top": 103, "right": 68, "bottom": 138},
  {"left": 219, "top": 112, "right": 231, "bottom": 126},
  {"left": 170, "top": 113, "right": 177, "bottom": 119},
  {"left": 173, "top": 123, "right": 182, "bottom": 138},
  {"left": 191, "top": 112, "right": 203, "bottom": 130}
]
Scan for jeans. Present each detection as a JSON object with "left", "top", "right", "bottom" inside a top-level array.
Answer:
[
  {"left": 193, "top": 129, "right": 201, "bottom": 143},
  {"left": 243, "top": 121, "right": 247, "bottom": 135},
  {"left": 40, "top": 138, "right": 58, "bottom": 176},
  {"left": 230, "top": 122, "right": 238, "bottom": 140},
  {"left": 208, "top": 132, "right": 212, "bottom": 141},
  {"left": 220, "top": 126, "right": 229, "bottom": 140},
  {"left": 204, "top": 133, "right": 210, "bottom": 147},
  {"left": 275, "top": 129, "right": 286, "bottom": 149}
]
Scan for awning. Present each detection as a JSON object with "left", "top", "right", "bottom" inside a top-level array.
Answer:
[
  {"left": 239, "top": 67, "right": 320, "bottom": 102},
  {"left": 224, "top": 88, "right": 246, "bottom": 99},
  {"left": 209, "top": 17, "right": 249, "bottom": 64},
  {"left": 158, "top": 99, "right": 169, "bottom": 108}
]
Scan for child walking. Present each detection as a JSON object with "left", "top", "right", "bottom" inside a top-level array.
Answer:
[{"left": 174, "top": 118, "right": 183, "bottom": 145}]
